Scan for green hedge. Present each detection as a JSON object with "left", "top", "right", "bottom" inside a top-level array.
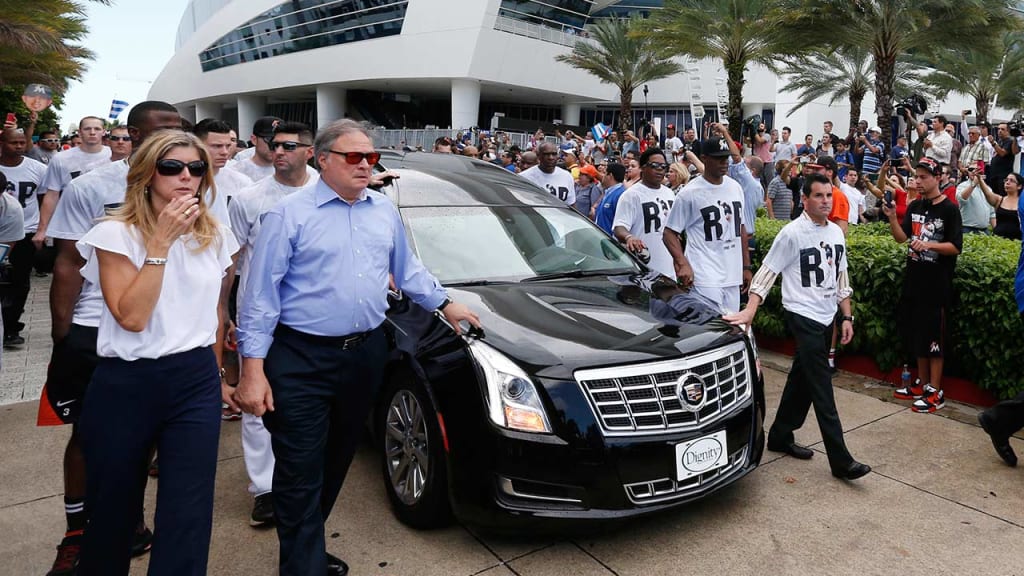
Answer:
[{"left": 750, "top": 218, "right": 1023, "bottom": 399}]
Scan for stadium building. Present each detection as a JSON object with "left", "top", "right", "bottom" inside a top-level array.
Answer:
[{"left": 152, "top": 0, "right": 986, "bottom": 141}]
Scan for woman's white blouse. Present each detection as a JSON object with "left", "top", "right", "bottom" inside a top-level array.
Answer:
[{"left": 78, "top": 221, "right": 239, "bottom": 360}]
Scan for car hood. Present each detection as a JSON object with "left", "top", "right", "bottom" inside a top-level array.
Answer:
[{"left": 446, "top": 272, "right": 743, "bottom": 380}]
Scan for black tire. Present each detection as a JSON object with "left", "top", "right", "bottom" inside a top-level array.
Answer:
[{"left": 379, "top": 371, "right": 452, "bottom": 529}]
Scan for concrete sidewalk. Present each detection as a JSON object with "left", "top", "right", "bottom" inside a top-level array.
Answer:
[{"left": 1, "top": 343, "right": 1022, "bottom": 575}]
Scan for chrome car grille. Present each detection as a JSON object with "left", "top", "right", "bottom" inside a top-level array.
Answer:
[
  {"left": 574, "top": 341, "right": 751, "bottom": 437},
  {"left": 624, "top": 445, "right": 749, "bottom": 505}
]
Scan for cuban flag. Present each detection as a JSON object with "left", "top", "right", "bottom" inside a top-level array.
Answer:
[
  {"left": 591, "top": 122, "right": 611, "bottom": 142},
  {"left": 108, "top": 99, "right": 130, "bottom": 120}
]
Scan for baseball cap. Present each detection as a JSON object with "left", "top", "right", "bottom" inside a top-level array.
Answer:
[
  {"left": 916, "top": 157, "right": 943, "bottom": 176},
  {"left": 868, "top": 126, "right": 881, "bottom": 134},
  {"left": 815, "top": 156, "right": 838, "bottom": 174},
  {"left": 701, "top": 136, "right": 732, "bottom": 157},
  {"left": 252, "top": 116, "right": 283, "bottom": 138},
  {"left": 579, "top": 164, "right": 599, "bottom": 179},
  {"left": 667, "top": 123, "right": 676, "bottom": 130}
]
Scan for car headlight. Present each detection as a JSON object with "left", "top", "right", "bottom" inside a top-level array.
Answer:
[{"left": 468, "top": 340, "right": 552, "bottom": 434}]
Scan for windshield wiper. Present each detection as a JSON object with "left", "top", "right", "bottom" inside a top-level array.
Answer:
[{"left": 520, "top": 268, "right": 635, "bottom": 282}]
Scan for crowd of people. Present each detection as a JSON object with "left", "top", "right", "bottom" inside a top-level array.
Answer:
[{"left": 1, "top": 100, "right": 1023, "bottom": 576}]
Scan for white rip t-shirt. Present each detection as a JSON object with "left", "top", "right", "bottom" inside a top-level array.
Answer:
[
  {"left": 40, "top": 146, "right": 112, "bottom": 194},
  {"left": 1, "top": 156, "right": 46, "bottom": 233},
  {"left": 611, "top": 182, "right": 676, "bottom": 277},
  {"left": 518, "top": 165, "right": 577, "bottom": 206},
  {"left": 761, "top": 213, "right": 847, "bottom": 326},
  {"left": 664, "top": 175, "right": 746, "bottom": 288},
  {"left": 229, "top": 173, "right": 319, "bottom": 303},
  {"left": 47, "top": 160, "right": 232, "bottom": 328},
  {"left": 78, "top": 221, "right": 239, "bottom": 360}
]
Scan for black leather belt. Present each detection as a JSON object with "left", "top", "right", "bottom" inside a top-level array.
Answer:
[{"left": 275, "top": 324, "right": 373, "bottom": 350}]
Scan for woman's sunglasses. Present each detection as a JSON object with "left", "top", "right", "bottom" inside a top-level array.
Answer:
[{"left": 155, "top": 159, "right": 208, "bottom": 177}]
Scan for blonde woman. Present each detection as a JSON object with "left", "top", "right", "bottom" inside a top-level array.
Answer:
[
  {"left": 76, "top": 131, "right": 239, "bottom": 576},
  {"left": 667, "top": 162, "right": 690, "bottom": 193}
]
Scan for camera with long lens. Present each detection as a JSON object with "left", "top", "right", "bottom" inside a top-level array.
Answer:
[
  {"left": 1009, "top": 121, "right": 1022, "bottom": 138},
  {"left": 895, "top": 94, "right": 928, "bottom": 117}
]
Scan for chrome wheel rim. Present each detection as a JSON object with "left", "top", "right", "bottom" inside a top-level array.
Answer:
[{"left": 384, "top": 390, "right": 430, "bottom": 505}]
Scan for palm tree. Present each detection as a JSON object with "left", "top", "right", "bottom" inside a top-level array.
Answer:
[
  {"left": 0, "top": 0, "right": 107, "bottom": 90},
  {"left": 778, "top": 0, "right": 1018, "bottom": 149},
  {"left": 632, "top": 0, "right": 784, "bottom": 140},
  {"left": 918, "top": 31, "right": 1024, "bottom": 124},
  {"left": 780, "top": 47, "right": 921, "bottom": 132},
  {"left": 555, "top": 17, "right": 681, "bottom": 134}
]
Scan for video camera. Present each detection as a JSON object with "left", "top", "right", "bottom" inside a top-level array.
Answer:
[
  {"left": 896, "top": 94, "right": 928, "bottom": 118},
  {"left": 1009, "top": 112, "right": 1024, "bottom": 137},
  {"left": 743, "top": 114, "right": 763, "bottom": 132}
]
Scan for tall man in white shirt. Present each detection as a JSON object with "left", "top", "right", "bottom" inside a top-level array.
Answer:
[
  {"left": 0, "top": 128, "right": 46, "bottom": 348},
  {"left": 724, "top": 173, "right": 870, "bottom": 481},
  {"left": 228, "top": 121, "right": 318, "bottom": 528},
  {"left": 33, "top": 116, "right": 111, "bottom": 249},
  {"left": 924, "top": 115, "right": 953, "bottom": 166},
  {"left": 612, "top": 147, "right": 676, "bottom": 277},
  {"left": 519, "top": 141, "right": 576, "bottom": 206},
  {"left": 663, "top": 136, "right": 752, "bottom": 312}
]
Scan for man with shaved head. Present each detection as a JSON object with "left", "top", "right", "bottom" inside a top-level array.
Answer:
[{"left": 518, "top": 142, "right": 576, "bottom": 206}]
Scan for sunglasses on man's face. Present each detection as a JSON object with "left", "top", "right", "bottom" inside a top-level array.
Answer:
[
  {"left": 327, "top": 150, "right": 381, "bottom": 165},
  {"left": 268, "top": 140, "right": 311, "bottom": 151},
  {"left": 155, "top": 159, "right": 208, "bottom": 177},
  {"left": 107, "top": 135, "right": 131, "bottom": 142},
  {"left": 645, "top": 162, "right": 669, "bottom": 170},
  {"left": 39, "top": 138, "right": 59, "bottom": 143}
]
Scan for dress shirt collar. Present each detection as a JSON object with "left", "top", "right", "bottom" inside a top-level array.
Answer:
[{"left": 314, "top": 178, "right": 374, "bottom": 207}]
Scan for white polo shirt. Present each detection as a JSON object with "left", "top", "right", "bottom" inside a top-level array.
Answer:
[{"left": 78, "top": 221, "right": 239, "bottom": 360}]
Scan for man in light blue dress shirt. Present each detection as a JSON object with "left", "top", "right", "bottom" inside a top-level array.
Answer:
[{"left": 235, "top": 119, "right": 480, "bottom": 576}]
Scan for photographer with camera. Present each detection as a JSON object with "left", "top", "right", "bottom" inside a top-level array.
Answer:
[
  {"left": 987, "top": 123, "right": 1020, "bottom": 196},
  {"left": 958, "top": 164, "right": 996, "bottom": 234}
]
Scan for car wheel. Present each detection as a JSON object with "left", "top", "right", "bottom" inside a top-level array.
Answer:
[{"left": 380, "top": 374, "right": 452, "bottom": 528}]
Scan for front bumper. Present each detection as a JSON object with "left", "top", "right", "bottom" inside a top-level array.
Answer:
[{"left": 446, "top": 395, "right": 765, "bottom": 529}]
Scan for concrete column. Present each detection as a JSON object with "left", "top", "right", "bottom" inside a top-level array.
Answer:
[
  {"left": 177, "top": 105, "right": 197, "bottom": 126},
  {"left": 237, "top": 94, "right": 267, "bottom": 142},
  {"left": 451, "top": 79, "right": 480, "bottom": 130},
  {"left": 195, "top": 100, "right": 223, "bottom": 122},
  {"left": 316, "top": 85, "right": 347, "bottom": 131},
  {"left": 560, "top": 103, "right": 581, "bottom": 127}
]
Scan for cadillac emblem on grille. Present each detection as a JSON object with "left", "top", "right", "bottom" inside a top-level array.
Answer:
[{"left": 675, "top": 372, "right": 707, "bottom": 412}]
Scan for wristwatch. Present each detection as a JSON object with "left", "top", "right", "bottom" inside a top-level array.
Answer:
[
  {"left": 841, "top": 315, "right": 855, "bottom": 324},
  {"left": 438, "top": 298, "right": 453, "bottom": 311}
]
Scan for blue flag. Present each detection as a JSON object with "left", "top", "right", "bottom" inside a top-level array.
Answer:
[
  {"left": 591, "top": 122, "right": 611, "bottom": 142},
  {"left": 108, "top": 99, "right": 130, "bottom": 120}
]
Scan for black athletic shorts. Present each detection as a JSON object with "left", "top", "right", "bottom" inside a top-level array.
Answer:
[
  {"left": 904, "top": 303, "right": 946, "bottom": 359},
  {"left": 44, "top": 324, "right": 99, "bottom": 424}
]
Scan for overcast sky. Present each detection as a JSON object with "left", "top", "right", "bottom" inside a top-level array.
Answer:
[{"left": 58, "top": 0, "right": 189, "bottom": 131}]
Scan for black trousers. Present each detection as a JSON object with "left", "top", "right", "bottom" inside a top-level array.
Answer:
[
  {"left": 1, "top": 234, "right": 36, "bottom": 335},
  {"left": 263, "top": 325, "right": 387, "bottom": 576},
  {"left": 768, "top": 311, "right": 854, "bottom": 471},
  {"left": 78, "top": 347, "right": 221, "bottom": 576}
]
